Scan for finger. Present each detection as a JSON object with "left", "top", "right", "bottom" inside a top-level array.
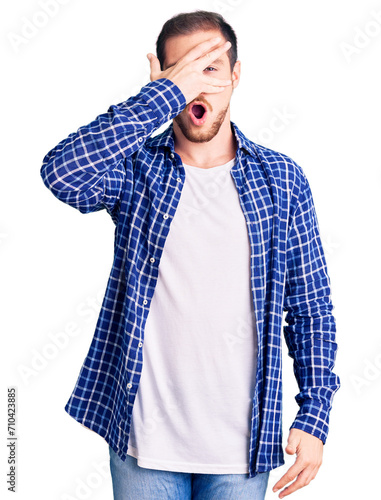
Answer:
[
  {"left": 147, "top": 53, "right": 161, "bottom": 79},
  {"left": 196, "top": 40, "right": 232, "bottom": 68},
  {"left": 200, "top": 80, "right": 232, "bottom": 94},
  {"left": 181, "top": 36, "right": 223, "bottom": 64},
  {"left": 202, "top": 85, "right": 230, "bottom": 94},
  {"left": 278, "top": 467, "right": 312, "bottom": 499},
  {"left": 302, "top": 463, "right": 320, "bottom": 487},
  {"left": 202, "top": 75, "right": 232, "bottom": 87},
  {"left": 272, "top": 462, "right": 304, "bottom": 492}
]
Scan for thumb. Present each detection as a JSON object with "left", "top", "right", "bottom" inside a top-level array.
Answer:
[
  {"left": 285, "top": 436, "right": 298, "bottom": 455},
  {"left": 147, "top": 53, "right": 161, "bottom": 80}
]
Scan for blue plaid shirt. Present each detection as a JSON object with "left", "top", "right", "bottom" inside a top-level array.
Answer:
[{"left": 40, "top": 78, "right": 340, "bottom": 477}]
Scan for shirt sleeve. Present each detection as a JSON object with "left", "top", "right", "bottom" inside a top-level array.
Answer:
[
  {"left": 40, "top": 78, "right": 186, "bottom": 218},
  {"left": 283, "top": 172, "right": 340, "bottom": 444}
]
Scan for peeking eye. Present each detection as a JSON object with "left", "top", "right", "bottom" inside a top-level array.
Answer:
[{"left": 204, "top": 66, "right": 217, "bottom": 72}]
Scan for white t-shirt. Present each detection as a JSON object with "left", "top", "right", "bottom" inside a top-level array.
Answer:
[{"left": 127, "top": 158, "right": 258, "bottom": 474}]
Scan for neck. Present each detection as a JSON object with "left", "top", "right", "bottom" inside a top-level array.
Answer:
[{"left": 173, "top": 113, "right": 237, "bottom": 169}]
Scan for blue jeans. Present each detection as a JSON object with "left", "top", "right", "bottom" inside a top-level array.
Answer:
[{"left": 109, "top": 447, "right": 270, "bottom": 500}]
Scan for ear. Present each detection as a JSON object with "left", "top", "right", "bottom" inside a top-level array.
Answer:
[{"left": 231, "top": 60, "right": 241, "bottom": 89}]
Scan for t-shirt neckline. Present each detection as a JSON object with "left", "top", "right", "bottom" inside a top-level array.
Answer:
[{"left": 182, "top": 157, "right": 235, "bottom": 172}]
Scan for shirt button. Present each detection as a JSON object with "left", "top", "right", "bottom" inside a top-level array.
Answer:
[
  {"left": 150, "top": 257, "right": 155, "bottom": 263},
  {"left": 169, "top": 152, "right": 174, "bottom": 159},
  {"left": 143, "top": 299, "right": 148, "bottom": 305},
  {"left": 163, "top": 214, "right": 169, "bottom": 220},
  {"left": 127, "top": 383, "right": 132, "bottom": 389},
  {"left": 138, "top": 137, "right": 143, "bottom": 143},
  {"left": 167, "top": 113, "right": 171, "bottom": 121},
  {"left": 176, "top": 177, "right": 181, "bottom": 182},
  {"left": 138, "top": 342, "right": 143, "bottom": 348}
]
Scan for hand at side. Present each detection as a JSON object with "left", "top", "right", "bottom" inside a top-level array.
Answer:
[{"left": 273, "top": 428, "right": 323, "bottom": 498}]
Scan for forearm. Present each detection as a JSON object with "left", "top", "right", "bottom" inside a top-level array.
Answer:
[{"left": 284, "top": 309, "right": 340, "bottom": 443}]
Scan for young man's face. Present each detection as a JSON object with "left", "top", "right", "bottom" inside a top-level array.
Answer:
[{"left": 163, "top": 29, "right": 241, "bottom": 143}]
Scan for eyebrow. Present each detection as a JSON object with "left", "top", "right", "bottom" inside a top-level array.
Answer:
[{"left": 207, "top": 58, "right": 224, "bottom": 66}]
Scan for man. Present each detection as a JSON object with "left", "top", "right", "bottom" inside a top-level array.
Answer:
[{"left": 40, "top": 10, "right": 340, "bottom": 500}]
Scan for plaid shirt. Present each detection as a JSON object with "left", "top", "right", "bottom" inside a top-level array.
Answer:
[{"left": 40, "top": 78, "right": 340, "bottom": 477}]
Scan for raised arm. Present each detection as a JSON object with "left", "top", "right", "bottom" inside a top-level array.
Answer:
[{"left": 40, "top": 79, "right": 186, "bottom": 217}]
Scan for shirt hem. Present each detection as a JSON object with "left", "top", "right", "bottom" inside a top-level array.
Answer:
[{"left": 127, "top": 447, "right": 250, "bottom": 474}]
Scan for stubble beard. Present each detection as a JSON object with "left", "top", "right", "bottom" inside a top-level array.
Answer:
[{"left": 174, "top": 104, "right": 230, "bottom": 143}]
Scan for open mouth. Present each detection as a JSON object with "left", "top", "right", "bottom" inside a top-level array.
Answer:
[
  {"left": 189, "top": 102, "right": 208, "bottom": 126},
  {"left": 192, "top": 104, "right": 206, "bottom": 119}
]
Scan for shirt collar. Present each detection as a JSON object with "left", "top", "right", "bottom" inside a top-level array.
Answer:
[{"left": 146, "top": 121, "right": 258, "bottom": 159}]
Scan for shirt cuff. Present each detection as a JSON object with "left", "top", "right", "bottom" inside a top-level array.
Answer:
[
  {"left": 138, "top": 78, "right": 186, "bottom": 125},
  {"left": 289, "top": 401, "right": 332, "bottom": 444}
]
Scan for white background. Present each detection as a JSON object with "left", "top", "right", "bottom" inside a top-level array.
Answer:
[{"left": 1, "top": 0, "right": 380, "bottom": 498}]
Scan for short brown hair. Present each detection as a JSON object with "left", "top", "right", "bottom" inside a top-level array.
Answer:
[{"left": 156, "top": 10, "right": 238, "bottom": 71}]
